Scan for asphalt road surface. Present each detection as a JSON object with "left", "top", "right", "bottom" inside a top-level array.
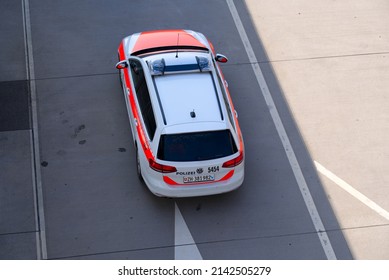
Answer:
[{"left": 1, "top": 0, "right": 353, "bottom": 259}]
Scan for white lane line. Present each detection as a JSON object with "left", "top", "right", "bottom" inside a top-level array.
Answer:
[
  {"left": 315, "top": 161, "right": 389, "bottom": 221},
  {"left": 226, "top": 0, "right": 337, "bottom": 259},
  {"left": 174, "top": 203, "right": 203, "bottom": 260},
  {"left": 22, "top": 0, "right": 48, "bottom": 260}
]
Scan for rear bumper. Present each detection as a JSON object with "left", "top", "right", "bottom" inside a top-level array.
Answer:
[{"left": 143, "top": 165, "right": 244, "bottom": 197}]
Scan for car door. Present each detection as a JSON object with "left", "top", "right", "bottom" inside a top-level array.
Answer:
[{"left": 127, "top": 57, "right": 157, "bottom": 150}]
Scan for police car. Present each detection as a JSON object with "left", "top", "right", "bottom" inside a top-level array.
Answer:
[{"left": 116, "top": 29, "right": 244, "bottom": 197}]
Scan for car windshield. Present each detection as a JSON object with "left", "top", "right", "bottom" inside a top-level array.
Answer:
[{"left": 157, "top": 129, "right": 237, "bottom": 162}]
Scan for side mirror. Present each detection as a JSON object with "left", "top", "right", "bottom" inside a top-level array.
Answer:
[
  {"left": 116, "top": 60, "right": 128, "bottom": 69},
  {"left": 215, "top": 54, "right": 228, "bottom": 63}
]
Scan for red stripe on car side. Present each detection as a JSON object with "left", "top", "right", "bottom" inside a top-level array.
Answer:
[
  {"left": 118, "top": 42, "right": 126, "bottom": 60},
  {"left": 216, "top": 63, "right": 245, "bottom": 156},
  {"left": 128, "top": 82, "right": 154, "bottom": 161},
  {"left": 119, "top": 41, "right": 155, "bottom": 162}
]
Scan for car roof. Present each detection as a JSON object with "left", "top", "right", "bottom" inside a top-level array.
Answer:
[
  {"left": 154, "top": 72, "right": 223, "bottom": 126},
  {"left": 145, "top": 51, "right": 225, "bottom": 129}
]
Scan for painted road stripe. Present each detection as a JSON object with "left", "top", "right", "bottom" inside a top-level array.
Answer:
[
  {"left": 315, "top": 161, "right": 389, "bottom": 221},
  {"left": 174, "top": 203, "right": 203, "bottom": 260},
  {"left": 226, "top": 0, "right": 337, "bottom": 259},
  {"left": 22, "top": 0, "right": 48, "bottom": 260}
]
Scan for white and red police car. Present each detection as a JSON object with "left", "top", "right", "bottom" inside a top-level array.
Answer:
[{"left": 116, "top": 29, "right": 244, "bottom": 197}]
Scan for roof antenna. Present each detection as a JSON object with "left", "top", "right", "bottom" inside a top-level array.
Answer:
[
  {"left": 190, "top": 109, "right": 196, "bottom": 118},
  {"left": 175, "top": 33, "right": 180, "bottom": 58}
]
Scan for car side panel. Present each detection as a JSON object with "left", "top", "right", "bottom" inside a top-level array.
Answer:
[{"left": 119, "top": 43, "right": 155, "bottom": 163}]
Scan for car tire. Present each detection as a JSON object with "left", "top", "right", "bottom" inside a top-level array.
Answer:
[{"left": 135, "top": 144, "right": 143, "bottom": 181}]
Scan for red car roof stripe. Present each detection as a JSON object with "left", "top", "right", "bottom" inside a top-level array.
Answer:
[{"left": 132, "top": 30, "right": 206, "bottom": 55}]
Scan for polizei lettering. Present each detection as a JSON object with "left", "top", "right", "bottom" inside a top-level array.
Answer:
[{"left": 176, "top": 171, "right": 195, "bottom": 175}]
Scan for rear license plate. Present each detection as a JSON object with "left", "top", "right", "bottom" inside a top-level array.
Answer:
[{"left": 183, "top": 174, "right": 215, "bottom": 183}]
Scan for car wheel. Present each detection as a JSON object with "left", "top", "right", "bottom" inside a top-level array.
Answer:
[{"left": 135, "top": 144, "right": 143, "bottom": 181}]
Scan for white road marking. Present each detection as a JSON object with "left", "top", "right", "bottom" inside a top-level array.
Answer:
[
  {"left": 226, "top": 0, "right": 337, "bottom": 259},
  {"left": 174, "top": 203, "right": 203, "bottom": 260},
  {"left": 315, "top": 161, "right": 389, "bottom": 221},
  {"left": 22, "top": 0, "right": 48, "bottom": 260}
]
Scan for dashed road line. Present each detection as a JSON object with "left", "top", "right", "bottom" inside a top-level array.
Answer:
[
  {"left": 22, "top": 0, "right": 48, "bottom": 260},
  {"left": 315, "top": 161, "right": 389, "bottom": 221},
  {"left": 226, "top": 0, "right": 337, "bottom": 259}
]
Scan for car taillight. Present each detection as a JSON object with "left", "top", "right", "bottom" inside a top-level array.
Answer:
[
  {"left": 149, "top": 159, "right": 177, "bottom": 173},
  {"left": 222, "top": 151, "right": 244, "bottom": 168}
]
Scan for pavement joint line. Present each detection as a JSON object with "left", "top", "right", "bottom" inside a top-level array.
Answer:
[
  {"left": 315, "top": 161, "right": 389, "bottom": 221},
  {"left": 0, "top": 230, "right": 40, "bottom": 237},
  {"left": 266, "top": 51, "right": 389, "bottom": 63},
  {"left": 226, "top": 0, "right": 337, "bottom": 260},
  {"left": 22, "top": 0, "right": 48, "bottom": 260},
  {"left": 33, "top": 72, "right": 118, "bottom": 82}
]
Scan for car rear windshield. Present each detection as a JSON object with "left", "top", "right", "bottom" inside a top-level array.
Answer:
[{"left": 157, "top": 129, "right": 237, "bottom": 162}]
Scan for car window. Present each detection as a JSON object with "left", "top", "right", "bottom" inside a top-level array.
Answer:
[
  {"left": 157, "top": 129, "right": 237, "bottom": 162},
  {"left": 216, "top": 70, "right": 236, "bottom": 131},
  {"left": 129, "top": 59, "right": 157, "bottom": 140}
]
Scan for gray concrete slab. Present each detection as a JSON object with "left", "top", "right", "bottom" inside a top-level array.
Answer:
[
  {"left": 0, "top": 130, "right": 35, "bottom": 234},
  {"left": 197, "top": 232, "right": 327, "bottom": 259},
  {"left": 343, "top": 225, "right": 389, "bottom": 260},
  {"left": 0, "top": 130, "right": 36, "bottom": 260},
  {"left": 0, "top": 0, "right": 27, "bottom": 82},
  {"left": 0, "top": 232, "right": 37, "bottom": 260},
  {"left": 0, "top": 80, "right": 30, "bottom": 132}
]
